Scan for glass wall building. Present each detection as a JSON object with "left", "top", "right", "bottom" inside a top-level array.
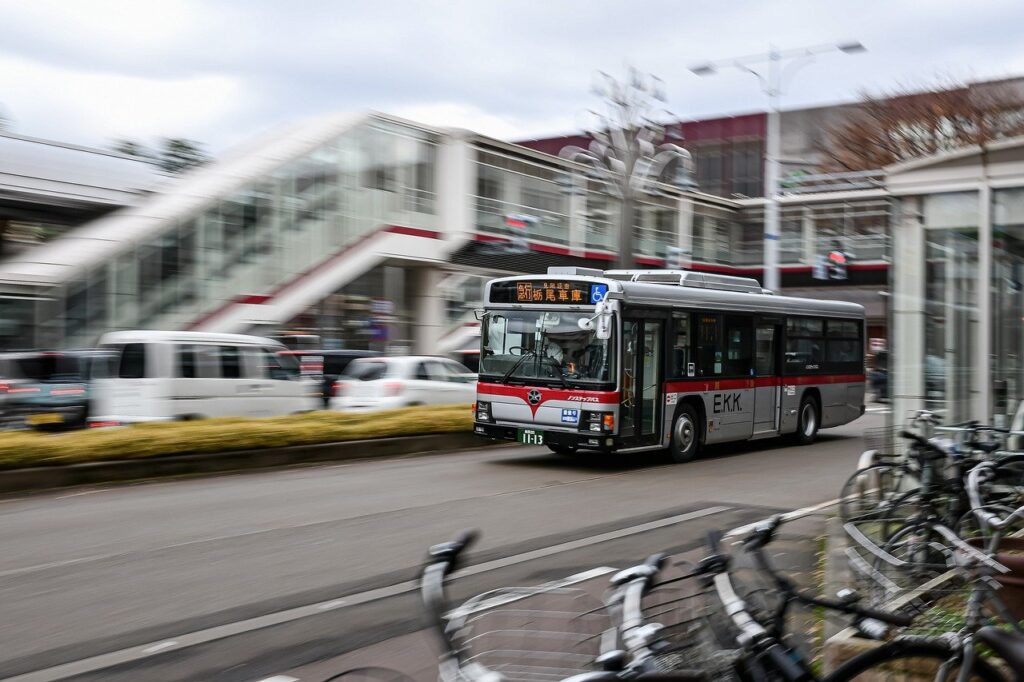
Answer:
[
  {"left": 0, "top": 112, "right": 894, "bottom": 358},
  {"left": 889, "top": 138, "right": 1024, "bottom": 424}
]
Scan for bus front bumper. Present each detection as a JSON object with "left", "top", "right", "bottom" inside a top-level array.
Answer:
[{"left": 473, "top": 422, "right": 616, "bottom": 451}]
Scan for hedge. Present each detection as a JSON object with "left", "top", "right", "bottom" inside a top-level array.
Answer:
[{"left": 0, "top": 404, "right": 473, "bottom": 470}]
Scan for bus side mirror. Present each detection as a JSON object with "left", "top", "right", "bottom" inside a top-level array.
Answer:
[{"left": 577, "top": 317, "right": 595, "bottom": 331}]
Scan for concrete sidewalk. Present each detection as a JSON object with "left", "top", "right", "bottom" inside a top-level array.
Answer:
[{"left": 268, "top": 514, "right": 830, "bottom": 682}]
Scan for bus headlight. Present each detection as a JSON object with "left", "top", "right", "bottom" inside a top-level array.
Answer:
[
  {"left": 475, "top": 401, "right": 492, "bottom": 422},
  {"left": 581, "top": 411, "right": 614, "bottom": 433}
]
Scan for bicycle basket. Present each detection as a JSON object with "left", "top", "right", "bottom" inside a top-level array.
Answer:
[
  {"left": 863, "top": 426, "right": 906, "bottom": 458},
  {"left": 639, "top": 561, "right": 742, "bottom": 680},
  {"left": 446, "top": 585, "right": 611, "bottom": 682}
]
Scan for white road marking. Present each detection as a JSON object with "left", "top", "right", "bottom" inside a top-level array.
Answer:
[
  {"left": 4, "top": 505, "right": 730, "bottom": 682},
  {"left": 726, "top": 496, "right": 840, "bottom": 539},
  {"left": 141, "top": 641, "right": 177, "bottom": 654},
  {"left": 253, "top": 677, "right": 299, "bottom": 682},
  {"left": 316, "top": 600, "right": 346, "bottom": 611}
]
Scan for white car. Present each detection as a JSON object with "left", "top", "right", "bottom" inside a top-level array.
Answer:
[{"left": 330, "top": 356, "right": 476, "bottom": 411}]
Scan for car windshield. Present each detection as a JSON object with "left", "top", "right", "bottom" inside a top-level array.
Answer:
[
  {"left": 343, "top": 360, "right": 389, "bottom": 381},
  {"left": 479, "top": 310, "right": 614, "bottom": 386}
]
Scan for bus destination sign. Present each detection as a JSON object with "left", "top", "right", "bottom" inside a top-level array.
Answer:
[{"left": 489, "top": 280, "right": 608, "bottom": 305}]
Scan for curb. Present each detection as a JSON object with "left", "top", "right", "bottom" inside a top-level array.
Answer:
[{"left": 0, "top": 432, "right": 495, "bottom": 494}]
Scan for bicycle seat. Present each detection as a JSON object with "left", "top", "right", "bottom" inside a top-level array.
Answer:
[{"left": 977, "top": 626, "right": 1024, "bottom": 673}]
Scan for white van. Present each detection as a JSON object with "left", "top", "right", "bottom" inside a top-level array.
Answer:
[{"left": 89, "top": 331, "right": 318, "bottom": 425}]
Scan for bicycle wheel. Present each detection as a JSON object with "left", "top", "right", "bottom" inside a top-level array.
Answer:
[
  {"left": 838, "top": 464, "right": 911, "bottom": 526},
  {"left": 323, "top": 667, "right": 417, "bottom": 682},
  {"left": 865, "top": 521, "right": 955, "bottom": 605},
  {"left": 826, "top": 638, "right": 1005, "bottom": 681}
]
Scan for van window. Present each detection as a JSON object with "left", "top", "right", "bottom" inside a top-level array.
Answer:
[
  {"left": 119, "top": 344, "right": 146, "bottom": 379},
  {"left": 220, "top": 346, "right": 241, "bottom": 379},
  {"left": 178, "top": 345, "right": 197, "bottom": 378},
  {"left": 261, "top": 348, "right": 300, "bottom": 380}
]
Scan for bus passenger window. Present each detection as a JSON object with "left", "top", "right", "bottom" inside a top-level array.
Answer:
[
  {"left": 696, "top": 314, "right": 721, "bottom": 376},
  {"left": 671, "top": 314, "right": 691, "bottom": 377},
  {"left": 723, "top": 315, "right": 752, "bottom": 376}
]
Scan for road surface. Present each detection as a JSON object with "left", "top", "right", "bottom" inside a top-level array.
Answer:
[{"left": 0, "top": 413, "right": 880, "bottom": 681}]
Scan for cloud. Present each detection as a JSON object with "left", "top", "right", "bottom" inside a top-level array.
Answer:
[
  {"left": 1, "top": 0, "right": 1024, "bottom": 151},
  {"left": 0, "top": 53, "right": 247, "bottom": 147}
]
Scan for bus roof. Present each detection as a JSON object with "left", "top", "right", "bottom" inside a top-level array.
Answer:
[{"left": 485, "top": 269, "right": 864, "bottom": 319}]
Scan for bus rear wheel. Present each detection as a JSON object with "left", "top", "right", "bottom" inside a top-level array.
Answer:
[
  {"left": 668, "top": 404, "right": 700, "bottom": 463},
  {"left": 795, "top": 395, "right": 820, "bottom": 445}
]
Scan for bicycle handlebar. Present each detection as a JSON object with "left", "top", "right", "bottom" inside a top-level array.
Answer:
[
  {"left": 421, "top": 529, "right": 480, "bottom": 660},
  {"left": 967, "top": 460, "right": 1024, "bottom": 534}
]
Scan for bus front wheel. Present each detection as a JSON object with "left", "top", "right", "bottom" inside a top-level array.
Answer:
[
  {"left": 669, "top": 404, "right": 700, "bottom": 463},
  {"left": 795, "top": 395, "right": 820, "bottom": 445}
]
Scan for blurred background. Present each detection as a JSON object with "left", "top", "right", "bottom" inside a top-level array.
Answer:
[{"left": 0, "top": 0, "right": 1022, "bottom": 427}]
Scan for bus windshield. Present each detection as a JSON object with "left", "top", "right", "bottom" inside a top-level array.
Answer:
[{"left": 480, "top": 310, "right": 614, "bottom": 386}]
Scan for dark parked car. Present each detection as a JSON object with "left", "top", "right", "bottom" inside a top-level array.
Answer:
[
  {"left": 0, "top": 349, "right": 111, "bottom": 430},
  {"left": 282, "top": 350, "right": 377, "bottom": 408}
]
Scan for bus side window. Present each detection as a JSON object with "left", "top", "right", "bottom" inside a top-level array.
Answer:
[
  {"left": 785, "top": 317, "right": 825, "bottom": 373},
  {"left": 696, "top": 314, "right": 721, "bottom": 376},
  {"left": 671, "top": 313, "right": 691, "bottom": 378},
  {"left": 723, "top": 315, "right": 752, "bottom": 377}
]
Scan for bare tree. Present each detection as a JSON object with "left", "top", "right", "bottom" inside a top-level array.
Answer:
[
  {"left": 820, "top": 78, "right": 1024, "bottom": 171},
  {"left": 561, "top": 68, "right": 694, "bottom": 269}
]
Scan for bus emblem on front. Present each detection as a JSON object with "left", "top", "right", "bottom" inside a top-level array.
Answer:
[{"left": 527, "top": 390, "right": 542, "bottom": 405}]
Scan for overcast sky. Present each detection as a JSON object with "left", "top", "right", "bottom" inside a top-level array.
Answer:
[{"left": 2, "top": 0, "right": 1024, "bottom": 154}]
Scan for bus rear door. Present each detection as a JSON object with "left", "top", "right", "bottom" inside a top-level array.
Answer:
[{"left": 753, "top": 318, "right": 783, "bottom": 436}]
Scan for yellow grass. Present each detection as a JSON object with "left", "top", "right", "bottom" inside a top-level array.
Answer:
[{"left": 0, "top": 405, "right": 474, "bottom": 469}]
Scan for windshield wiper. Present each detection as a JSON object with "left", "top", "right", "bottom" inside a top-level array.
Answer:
[{"left": 501, "top": 349, "right": 537, "bottom": 383}]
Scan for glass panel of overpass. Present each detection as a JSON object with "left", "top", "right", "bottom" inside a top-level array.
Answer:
[{"left": 17, "top": 116, "right": 440, "bottom": 349}]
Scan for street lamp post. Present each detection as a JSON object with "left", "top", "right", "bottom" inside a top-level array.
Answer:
[
  {"left": 690, "top": 41, "right": 865, "bottom": 292},
  {"left": 560, "top": 68, "right": 696, "bottom": 270}
]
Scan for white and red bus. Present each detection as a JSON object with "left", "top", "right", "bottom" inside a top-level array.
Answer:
[{"left": 473, "top": 267, "right": 865, "bottom": 462}]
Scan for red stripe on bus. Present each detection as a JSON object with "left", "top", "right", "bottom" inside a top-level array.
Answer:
[
  {"left": 477, "top": 382, "right": 619, "bottom": 401},
  {"left": 664, "top": 374, "right": 864, "bottom": 392}
]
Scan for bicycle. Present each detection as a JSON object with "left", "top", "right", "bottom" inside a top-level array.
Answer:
[
  {"left": 839, "top": 417, "right": 1022, "bottom": 551},
  {"left": 841, "top": 462, "right": 1024, "bottom": 680},
  {"left": 704, "top": 515, "right": 1016, "bottom": 680},
  {"left": 420, "top": 531, "right": 707, "bottom": 682}
]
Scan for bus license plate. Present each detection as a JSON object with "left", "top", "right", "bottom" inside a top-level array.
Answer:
[{"left": 517, "top": 428, "right": 545, "bottom": 446}]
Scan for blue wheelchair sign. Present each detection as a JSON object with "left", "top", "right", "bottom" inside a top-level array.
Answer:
[{"left": 589, "top": 283, "right": 608, "bottom": 305}]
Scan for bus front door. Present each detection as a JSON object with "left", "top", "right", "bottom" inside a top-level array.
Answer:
[
  {"left": 620, "top": 318, "right": 664, "bottom": 447},
  {"left": 753, "top": 321, "right": 781, "bottom": 435}
]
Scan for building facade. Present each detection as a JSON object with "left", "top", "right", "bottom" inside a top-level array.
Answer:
[{"left": 0, "top": 112, "right": 890, "bottom": 357}]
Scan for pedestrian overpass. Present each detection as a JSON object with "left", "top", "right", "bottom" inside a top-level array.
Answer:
[{"left": 0, "top": 112, "right": 891, "bottom": 352}]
